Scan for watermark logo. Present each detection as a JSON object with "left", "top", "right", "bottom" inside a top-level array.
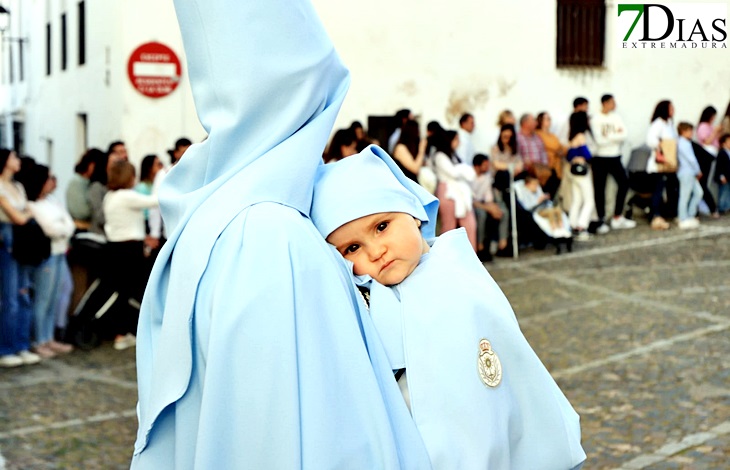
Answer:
[{"left": 618, "top": 3, "right": 727, "bottom": 49}]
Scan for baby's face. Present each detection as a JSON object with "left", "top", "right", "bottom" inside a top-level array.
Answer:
[{"left": 327, "top": 212, "right": 428, "bottom": 286}]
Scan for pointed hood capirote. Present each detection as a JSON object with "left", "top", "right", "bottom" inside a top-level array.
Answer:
[
  {"left": 311, "top": 145, "right": 439, "bottom": 241},
  {"left": 133, "top": 0, "right": 433, "bottom": 468}
]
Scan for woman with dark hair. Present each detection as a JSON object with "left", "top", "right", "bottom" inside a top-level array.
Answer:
[
  {"left": 695, "top": 106, "right": 720, "bottom": 218},
  {"left": 433, "top": 130, "right": 477, "bottom": 249},
  {"left": 566, "top": 111, "right": 595, "bottom": 240},
  {"left": 646, "top": 100, "right": 679, "bottom": 230},
  {"left": 324, "top": 128, "right": 357, "bottom": 163},
  {"left": 86, "top": 149, "right": 112, "bottom": 238},
  {"left": 23, "top": 164, "right": 76, "bottom": 358},
  {"left": 66, "top": 149, "right": 99, "bottom": 231},
  {"left": 0, "top": 149, "right": 41, "bottom": 367},
  {"left": 136, "top": 155, "right": 165, "bottom": 257},
  {"left": 392, "top": 119, "right": 426, "bottom": 182},
  {"left": 349, "top": 121, "right": 375, "bottom": 152},
  {"left": 490, "top": 124, "right": 524, "bottom": 184},
  {"left": 697, "top": 106, "right": 721, "bottom": 150}
]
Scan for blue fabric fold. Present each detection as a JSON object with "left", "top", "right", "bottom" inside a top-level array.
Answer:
[{"left": 132, "top": 1, "right": 432, "bottom": 468}]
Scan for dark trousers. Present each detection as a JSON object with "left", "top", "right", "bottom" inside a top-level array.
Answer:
[
  {"left": 592, "top": 156, "right": 629, "bottom": 220},
  {"left": 696, "top": 155, "right": 717, "bottom": 213},
  {"left": 650, "top": 173, "right": 679, "bottom": 220}
]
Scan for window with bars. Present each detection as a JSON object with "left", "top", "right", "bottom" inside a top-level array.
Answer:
[
  {"left": 556, "top": 0, "right": 606, "bottom": 67},
  {"left": 78, "top": 1, "right": 86, "bottom": 66}
]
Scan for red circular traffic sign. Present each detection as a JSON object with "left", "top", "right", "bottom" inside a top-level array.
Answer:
[{"left": 127, "top": 42, "right": 182, "bottom": 98}]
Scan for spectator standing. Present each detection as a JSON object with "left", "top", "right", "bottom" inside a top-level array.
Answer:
[
  {"left": 324, "top": 128, "right": 358, "bottom": 163},
  {"left": 591, "top": 94, "right": 636, "bottom": 231},
  {"left": 167, "top": 137, "right": 192, "bottom": 166},
  {"left": 517, "top": 114, "right": 548, "bottom": 170},
  {"left": 715, "top": 134, "right": 730, "bottom": 213},
  {"left": 456, "top": 113, "right": 476, "bottom": 165},
  {"left": 676, "top": 122, "right": 704, "bottom": 229},
  {"left": 646, "top": 100, "right": 679, "bottom": 230},
  {"left": 696, "top": 106, "right": 721, "bottom": 151},
  {"left": 559, "top": 97, "right": 589, "bottom": 146},
  {"left": 65, "top": 150, "right": 97, "bottom": 231},
  {"left": 136, "top": 155, "right": 164, "bottom": 257},
  {"left": 0, "top": 149, "right": 41, "bottom": 367},
  {"left": 349, "top": 121, "right": 376, "bottom": 152},
  {"left": 434, "top": 130, "right": 477, "bottom": 250},
  {"left": 566, "top": 112, "right": 595, "bottom": 241},
  {"left": 392, "top": 120, "right": 426, "bottom": 182},
  {"left": 388, "top": 109, "right": 412, "bottom": 154},
  {"left": 107, "top": 141, "right": 128, "bottom": 161},
  {"left": 103, "top": 161, "right": 158, "bottom": 350},
  {"left": 695, "top": 106, "right": 721, "bottom": 218},
  {"left": 23, "top": 164, "right": 75, "bottom": 357}
]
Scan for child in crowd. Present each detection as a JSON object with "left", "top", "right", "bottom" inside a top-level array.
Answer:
[
  {"left": 715, "top": 133, "right": 730, "bottom": 213},
  {"left": 311, "top": 145, "right": 586, "bottom": 470},
  {"left": 514, "top": 171, "right": 572, "bottom": 238},
  {"left": 676, "top": 122, "right": 703, "bottom": 229}
]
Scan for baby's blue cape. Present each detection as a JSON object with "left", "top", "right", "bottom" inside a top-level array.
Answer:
[
  {"left": 309, "top": 139, "right": 585, "bottom": 468},
  {"left": 132, "top": 0, "right": 431, "bottom": 468}
]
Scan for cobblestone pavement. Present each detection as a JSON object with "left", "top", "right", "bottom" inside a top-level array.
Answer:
[{"left": 1, "top": 217, "right": 729, "bottom": 469}]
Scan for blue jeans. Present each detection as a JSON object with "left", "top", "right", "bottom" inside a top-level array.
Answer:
[
  {"left": 677, "top": 174, "right": 704, "bottom": 221},
  {"left": 0, "top": 223, "right": 34, "bottom": 355},
  {"left": 32, "top": 254, "right": 68, "bottom": 344},
  {"left": 54, "top": 258, "right": 73, "bottom": 330},
  {"left": 718, "top": 183, "right": 730, "bottom": 213}
]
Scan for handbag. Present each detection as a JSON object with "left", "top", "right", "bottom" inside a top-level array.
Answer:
[
  {"left": 12, "top": 219, "right": 51, "bottom": 266},
  {"left": 570, "top": 162, "right": 588, "bottom": 176},
  {"left": 656, "top": 139, "right": 678, "bottom": 173}
]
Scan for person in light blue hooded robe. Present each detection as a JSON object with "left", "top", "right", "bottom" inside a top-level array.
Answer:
[
  {"left": 131, "top": 0, "right": 433, "bottom": 468},
  {"left": 311, "top": 145, "right": 587, "bottom": 470}
]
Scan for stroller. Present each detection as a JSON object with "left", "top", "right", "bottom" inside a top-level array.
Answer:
[
  {"left": 625, "top": 145, "right": 655, "bottom": 220},
  {"left": 512, "top": 178, "right": 573, "bottom": 255},
  {"left": 65, "top": 240, "right": 143, "bottom": 350}
]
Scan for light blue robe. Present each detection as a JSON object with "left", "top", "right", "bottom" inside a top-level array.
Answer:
[
  {"left": 132, "top": 0, "right": 431, "bottom": 468},
  {"left": 311, "top": 148, "right": 587, "bottom": 469}
]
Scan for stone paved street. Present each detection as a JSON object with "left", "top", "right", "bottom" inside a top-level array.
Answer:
[{"left": 1, "top": 217, "right": 729, "bottom": 469}]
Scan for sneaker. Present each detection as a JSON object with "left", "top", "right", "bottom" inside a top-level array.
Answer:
[
  {"left": 47, "top": 341, "right": 74, "bottom": 354},
  {"left": 595, "top": 223, "right": 610, "bottom": 235},
  {"left": 610, "top": 216, "right": 637, "bottom": 230},
  {"left": 575, "top": 231, "right": 592, "bottom": 241},
  {"left": 0, "top": 354, "right": 23, "bottom": 368},
  {"left": 18, "top": 350, "right": 41, "bottom": 365},
  {"left": 113, "top": 334, "right": 137, "bottom": 351},
  {"left": 651, "top": 216, "right": 670, "bottom": 230},
  {"left": 32, "top": 344, "right": 56, "bottom": 359},
  {"left": 554, "top": 228, "right": 572, "bottom": 239}
]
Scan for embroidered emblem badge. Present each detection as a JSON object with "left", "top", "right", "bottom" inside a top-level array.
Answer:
[{"left": 477, "top": 339, "right": 502, "bottom": 388}]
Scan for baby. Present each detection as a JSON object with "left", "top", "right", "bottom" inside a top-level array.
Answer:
[{"left": 311, "top": 145, "right": 585, "bottom": 470}]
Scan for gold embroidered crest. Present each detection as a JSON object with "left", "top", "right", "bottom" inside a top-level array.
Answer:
[{"left": 477, "top": 339, "right": 502, "bottom": 388}]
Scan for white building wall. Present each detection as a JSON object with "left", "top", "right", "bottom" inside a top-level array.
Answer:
[
  {"left": 0, "top": 0, "right": 728, "bottom": 196},
  {"left": 0, "top": 0, "right": 204, "bottom": 196},
  {"left": 314, "top": 0, "right": 730, "bottom": 155}
]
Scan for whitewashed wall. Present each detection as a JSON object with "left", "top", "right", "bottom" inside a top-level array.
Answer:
[
  {"left": 315, "top": 0, "right": 730, "bottom": 155},
  {"left": 0, "top": 0, "right": 204, "bottom": 195},
  {"left": 1, "top": 0, "right": 728, "bottom": 196}
]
